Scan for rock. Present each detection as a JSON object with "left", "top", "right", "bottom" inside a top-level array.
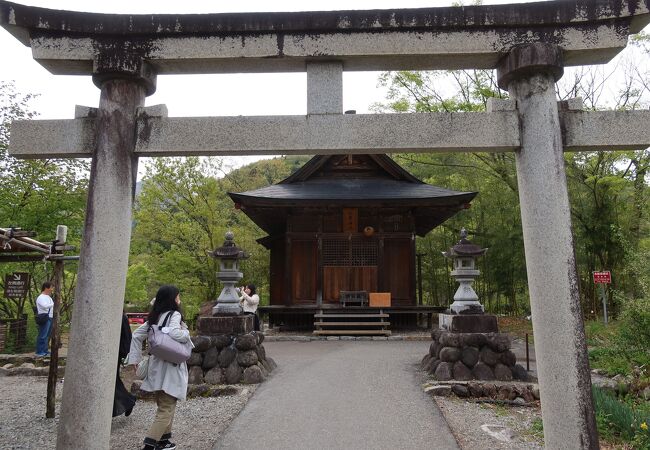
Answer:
[
  {"left": 462, "top": 333, "right": 488, "bottom": 348},
  {"left": 259, "top": 358, "right": 272, "bottom": 373},
  {"left": 424, "top": 385, "right": 452, "bottom": 396},
  {"left": 242, "top": 365, "right": 264, "bottom": 384},
  {"left": 452, "top": 361, "right": 473, "bottom": 381},
  {"left": 191, "top": 335, "right": 212, "bottom": 352},
  {"left": 188, "top": 366, "right": 204, "bottom": 385},
  {"left": 255, "top": 344, "right": 266, "bottom": 362},
  {"left": 257, "top": 362, "right": 269, "bottom": 378},
  {"left": 439, "top": 333, "right": 461, "bottom": 348},
  {"left": 254, "top": 331, "right": 265, "bottom": 345},
  {"left": 434, "top": 362, "right": 453, "bottom": 381},
  {"left": 461, "top": 347, "right": 479, "bottom": 368},
  {"left": 224, "top": 360, "right": 243, "bottom": 384},
  {"left": 494, "top": 363, "right": 513, "bottom": 381},
  {"left": 439, "top": 347, "right": 461, "bottom": 363},
  {"left": 452, "top": 384, "right": 470, "bottom": 397},
  {"left": 642, "top": 386, "right": 650, "bottom": 400},
  {"left": 20, "top": 363, "right": 36, "bottom": 369},
  {"left": 204, "top": 367, "right": 224, "bottom": 385},
  {"left": 479, "top": 424, "right": 516, "bottom": 443},
  {"left": 521, "top": 388, "right": 535, "bottom": 403},
  {"left": 486, "top": 333, "right": 511, "bottom": 352},
  {"left": 2, "top": 364, "right": 15, "bottom": 370},
  {"left": 187, "top": 384, "right": 210, "bottom": 398},
  {"left": 472, "top": 362, "right": 495, "bottom": 380},
  {"left": 479, "top": 347, "right": 499, "bottom": 366},
  {"left": 512, "top": 364, "right": 529, "bottom": 381},
  {"left": 266, "top": 357, "right": 277, "bottom": 371},
  {"left": 468, "top": 383, "right": 485, "bottom": 397},
  {"left": 235, "top": 334, "right": 257, "bottom": 351},
  {"left": 428, "top": 359, "right": 441, "bottom": 375},
  {"left": 483, "top": 383, "right": 497, "bottom": 398},
  {"left": 212, "top": 335, "right": 232, "bottom": 350},
  {"left": 497, "top": 386, "right": 516, "bottom": 401},
  {"left": 431, "top": 329, "right": 443, "bottom": 342},
  {"left": 210, "top": 385, "right": 240, "bottom": 396},
  {"left": 236, "top": 350, "right": 259, "bottom": 367},
  {"left": 422, "top": 357, "right": 436, "bottom": 373},
  {"left": 429, "top": 342, "right": 439, "bottom": 358},
  {"left": 532, "top": 386, "right": 540, "bottom": 400},
  {"left": 202, "top": 347, "right": 220, "bottom": 370},
  {"left": 187, "top": 352, "right": 203, "bottom": 367},
  {"left": 513, "top": 397, "right": 526, "bottom": 405},
  {"left": 217, "top": 346, "right": 237, "bottom": 368},
  {"left": 500, "top": 350, "right": 517, "bottom": 367},
  {"left": 421, "top": 353, "right": 433, "bottom": 368}
]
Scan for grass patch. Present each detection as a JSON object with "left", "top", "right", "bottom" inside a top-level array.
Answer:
[
  {"left": 527, "top": 418, "right": 544, "bottom": 440},
  {"left": 593, "top": 386, "right": 650, "bottom": 448}
]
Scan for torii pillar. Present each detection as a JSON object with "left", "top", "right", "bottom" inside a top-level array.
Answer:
[
  {"left": 56, "top": 58, "right": 156, "bottom": 448},
  {"left": 498, "top": 44, "right": 598, "bottom": 449}
]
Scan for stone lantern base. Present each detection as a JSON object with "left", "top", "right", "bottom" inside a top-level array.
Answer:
[
  {"left": 197, "top": 315, "right": 254, "bottom": 335},
  {"left": 423, "top": 313, "right": 529, "bottom": 383}
]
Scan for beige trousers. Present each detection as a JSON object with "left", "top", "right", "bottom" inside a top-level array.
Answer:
[{"left": 146, "top": 391, "right": 177, "bottom": 441}]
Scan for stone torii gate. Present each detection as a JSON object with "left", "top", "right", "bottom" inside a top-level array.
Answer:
[{"left": 1, "top": 1, "right": 649, "bottom": 448}]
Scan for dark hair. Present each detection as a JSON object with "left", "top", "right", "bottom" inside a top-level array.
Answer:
[
  {"left": 246, "top": 284, "right": 256, "bottom": 295},
  {"left": 148, "top": 285, "right": 182, "bottom": 325},
  {"left": 41, "top": 281, "right": 52, "bottom": 291}
]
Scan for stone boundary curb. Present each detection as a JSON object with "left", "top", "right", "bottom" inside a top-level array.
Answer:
[{"left": 264, "top": 335, "right": 430, "bottom": 342}]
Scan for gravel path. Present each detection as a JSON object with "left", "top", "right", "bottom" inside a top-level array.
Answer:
[
  {"left": 0, "top": 377, "right": 252, "bottom": 449},
  {"left": 434, "top": 397, "right": 543, "bottom": 449}
]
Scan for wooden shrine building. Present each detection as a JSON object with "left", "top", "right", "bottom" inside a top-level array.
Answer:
[{"left": 230, "top": 154, "right": 476, "bottom": 330}]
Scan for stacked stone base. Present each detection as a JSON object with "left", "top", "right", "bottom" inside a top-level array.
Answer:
[
  {"left": 422, "top": 329, "right": 528, "bottom": 382},
  {"left": 424, "top": 381, "right": 540, "bottom": 402},
  {"left": 187, "top": 331, "right": 276, "bottom": 386}
]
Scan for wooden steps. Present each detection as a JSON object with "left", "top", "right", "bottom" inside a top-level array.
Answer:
[
  {"left": 313, "top": 329, "right": 391, "bottom": 336},
  {"left": 313, "top": 309, "right": 391, "bottom": 336}
]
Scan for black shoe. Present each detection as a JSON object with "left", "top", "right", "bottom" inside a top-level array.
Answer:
[
  {"left": 157, "top": 440, "right": 177, "bottom": 450},
  {"left": 141, "top": 445, "right": 158, "bottom": 450},
  {"left": 124, "top": 407, "right": 133, "bottom": 417}
]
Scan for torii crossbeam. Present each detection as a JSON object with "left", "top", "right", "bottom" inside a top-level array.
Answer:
[{"left": 1, "top": 1, "right": 649, "bottom": 449}]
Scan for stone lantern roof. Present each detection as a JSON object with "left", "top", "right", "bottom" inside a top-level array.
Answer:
[
  {"left": 443, "top": 229, "right": 487, "bottom": 258},
  {"left": 208, "top": 231, "right": 249, "bottom": 260}
]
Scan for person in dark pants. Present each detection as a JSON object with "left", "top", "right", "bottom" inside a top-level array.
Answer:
[
  {"left": 239, "top": 284, "right": 260, "bottom": 331},
  {"left": 113, "top": 313, "right": 136, "bottom": 417},
  {"left": 35, "top": 282, "right": 54, "bottom": 357}
]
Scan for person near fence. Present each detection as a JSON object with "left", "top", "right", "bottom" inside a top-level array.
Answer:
[
  {"left": 35, "top": 281, "right": 54, "bottom": 357},
  {"left": 113, "top": 312, "right": 136, "bottom": 418},
  {"left": 239, "top": 283, "right": 260, "bottom": 331},
  {"left": 126, "top": 285, "right": 189, "bottom": 450}
]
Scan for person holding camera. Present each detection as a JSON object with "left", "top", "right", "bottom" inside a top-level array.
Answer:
[{"left": 239, "top": 284, "right": 260, "bottom": 331}]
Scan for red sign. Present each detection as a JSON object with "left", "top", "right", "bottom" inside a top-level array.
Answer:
[{"left": 593, "top": 271, "right": 611, "bottom": 284}]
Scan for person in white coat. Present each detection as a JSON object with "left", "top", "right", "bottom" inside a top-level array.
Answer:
[
  {"left": 127, "top": 285, "right": 190, "bottom": 450},
  {"left": 239, "top": 283, "right": 260, "bottom": 331}
]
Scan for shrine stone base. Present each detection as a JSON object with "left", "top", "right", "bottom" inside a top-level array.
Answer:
[
  {"left": 422, "top": 324, "right": 529, "bottom": 383},
  {"left": 197, "top": 314, "right": 253, "bottom": 335}
]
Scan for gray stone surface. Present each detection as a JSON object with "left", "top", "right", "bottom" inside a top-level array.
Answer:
[
  {"left": 494, "top": 363, "right": 513, "bottom": 382},
  {"left": 434, "top": 362, "right": 454, "bottom": 381},
  {"left": 217, "top": 347, "right": 237, "bottom": 369},
  {"left": 235, "top": 334, "right": 257, "bottom": 351},
  {"left": 242, "top": 365, "right": 264, "bottom": 384},
  {"left": 472, "top": 362, "right": 495, "bottom": 381},
  {"left": 187, "top": 352, "right": 203, "bottom": 367},
  {"left": 255, "top": 344, "right": 266, "bottom": 362},
  {"left": 439, "top": 347, "right": 461, "bottom": 363},
  {"left": 452, "top": 361, "right": 473, "bottom": 381},
  {"left": 202, "top": 347, "right": 220, "bottom": 370},
  {"left": 215, "top": 340, "right": 458, "bottom": 449},
  {"left": 188, "top": 366, "right": 204, "bottom": 385},
  {"left": 204, "top": 367, "right": 224, "bottom": 385},
  {"left": 55, "top": 79, "right": 147, "bottom": 450},
  {"left": 500, "top": 350, "right": 517, "bottom": 367},
  {"left": 461, "top": 346, "right": 479, "bottom": 368},
  {"left": 236, "top": 350, "right": 259, "bottom": 368},
  {"left": 451, "top": 384, "right": 470, "bottom": 398},
  {"left": 425, "top": 385, "right": 452, "bottom": 397},
  {"left": 505, "top": 64, "right": 599, "bottom": 448},
  {"left": 212, "top": 335, "right": 232, "bottom": 350},
  {"left": 307, "top": 62, "right": 342, "bottom": 115},
  {"left": 224, "top": 360, "right": 243, "bottom": 385},
  {"left": 479, "top": 347, "right": 499, "bottom": 366}
]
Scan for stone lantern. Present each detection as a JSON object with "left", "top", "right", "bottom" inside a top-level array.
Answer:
[
  {"left": 442, "top": 228, "right": 487, "bottom": 314},
  {"left": 208, "top": 231, "right": 249, "bottom": 315}
]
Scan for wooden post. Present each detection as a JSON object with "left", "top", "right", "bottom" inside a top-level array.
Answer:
[{"left": 47, "top": 225, "right": 67, "bottom": 418}]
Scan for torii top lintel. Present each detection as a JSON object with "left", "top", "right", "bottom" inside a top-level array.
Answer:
[{"left": 0, "top": 0, "right": 648, "bottom": 76}]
